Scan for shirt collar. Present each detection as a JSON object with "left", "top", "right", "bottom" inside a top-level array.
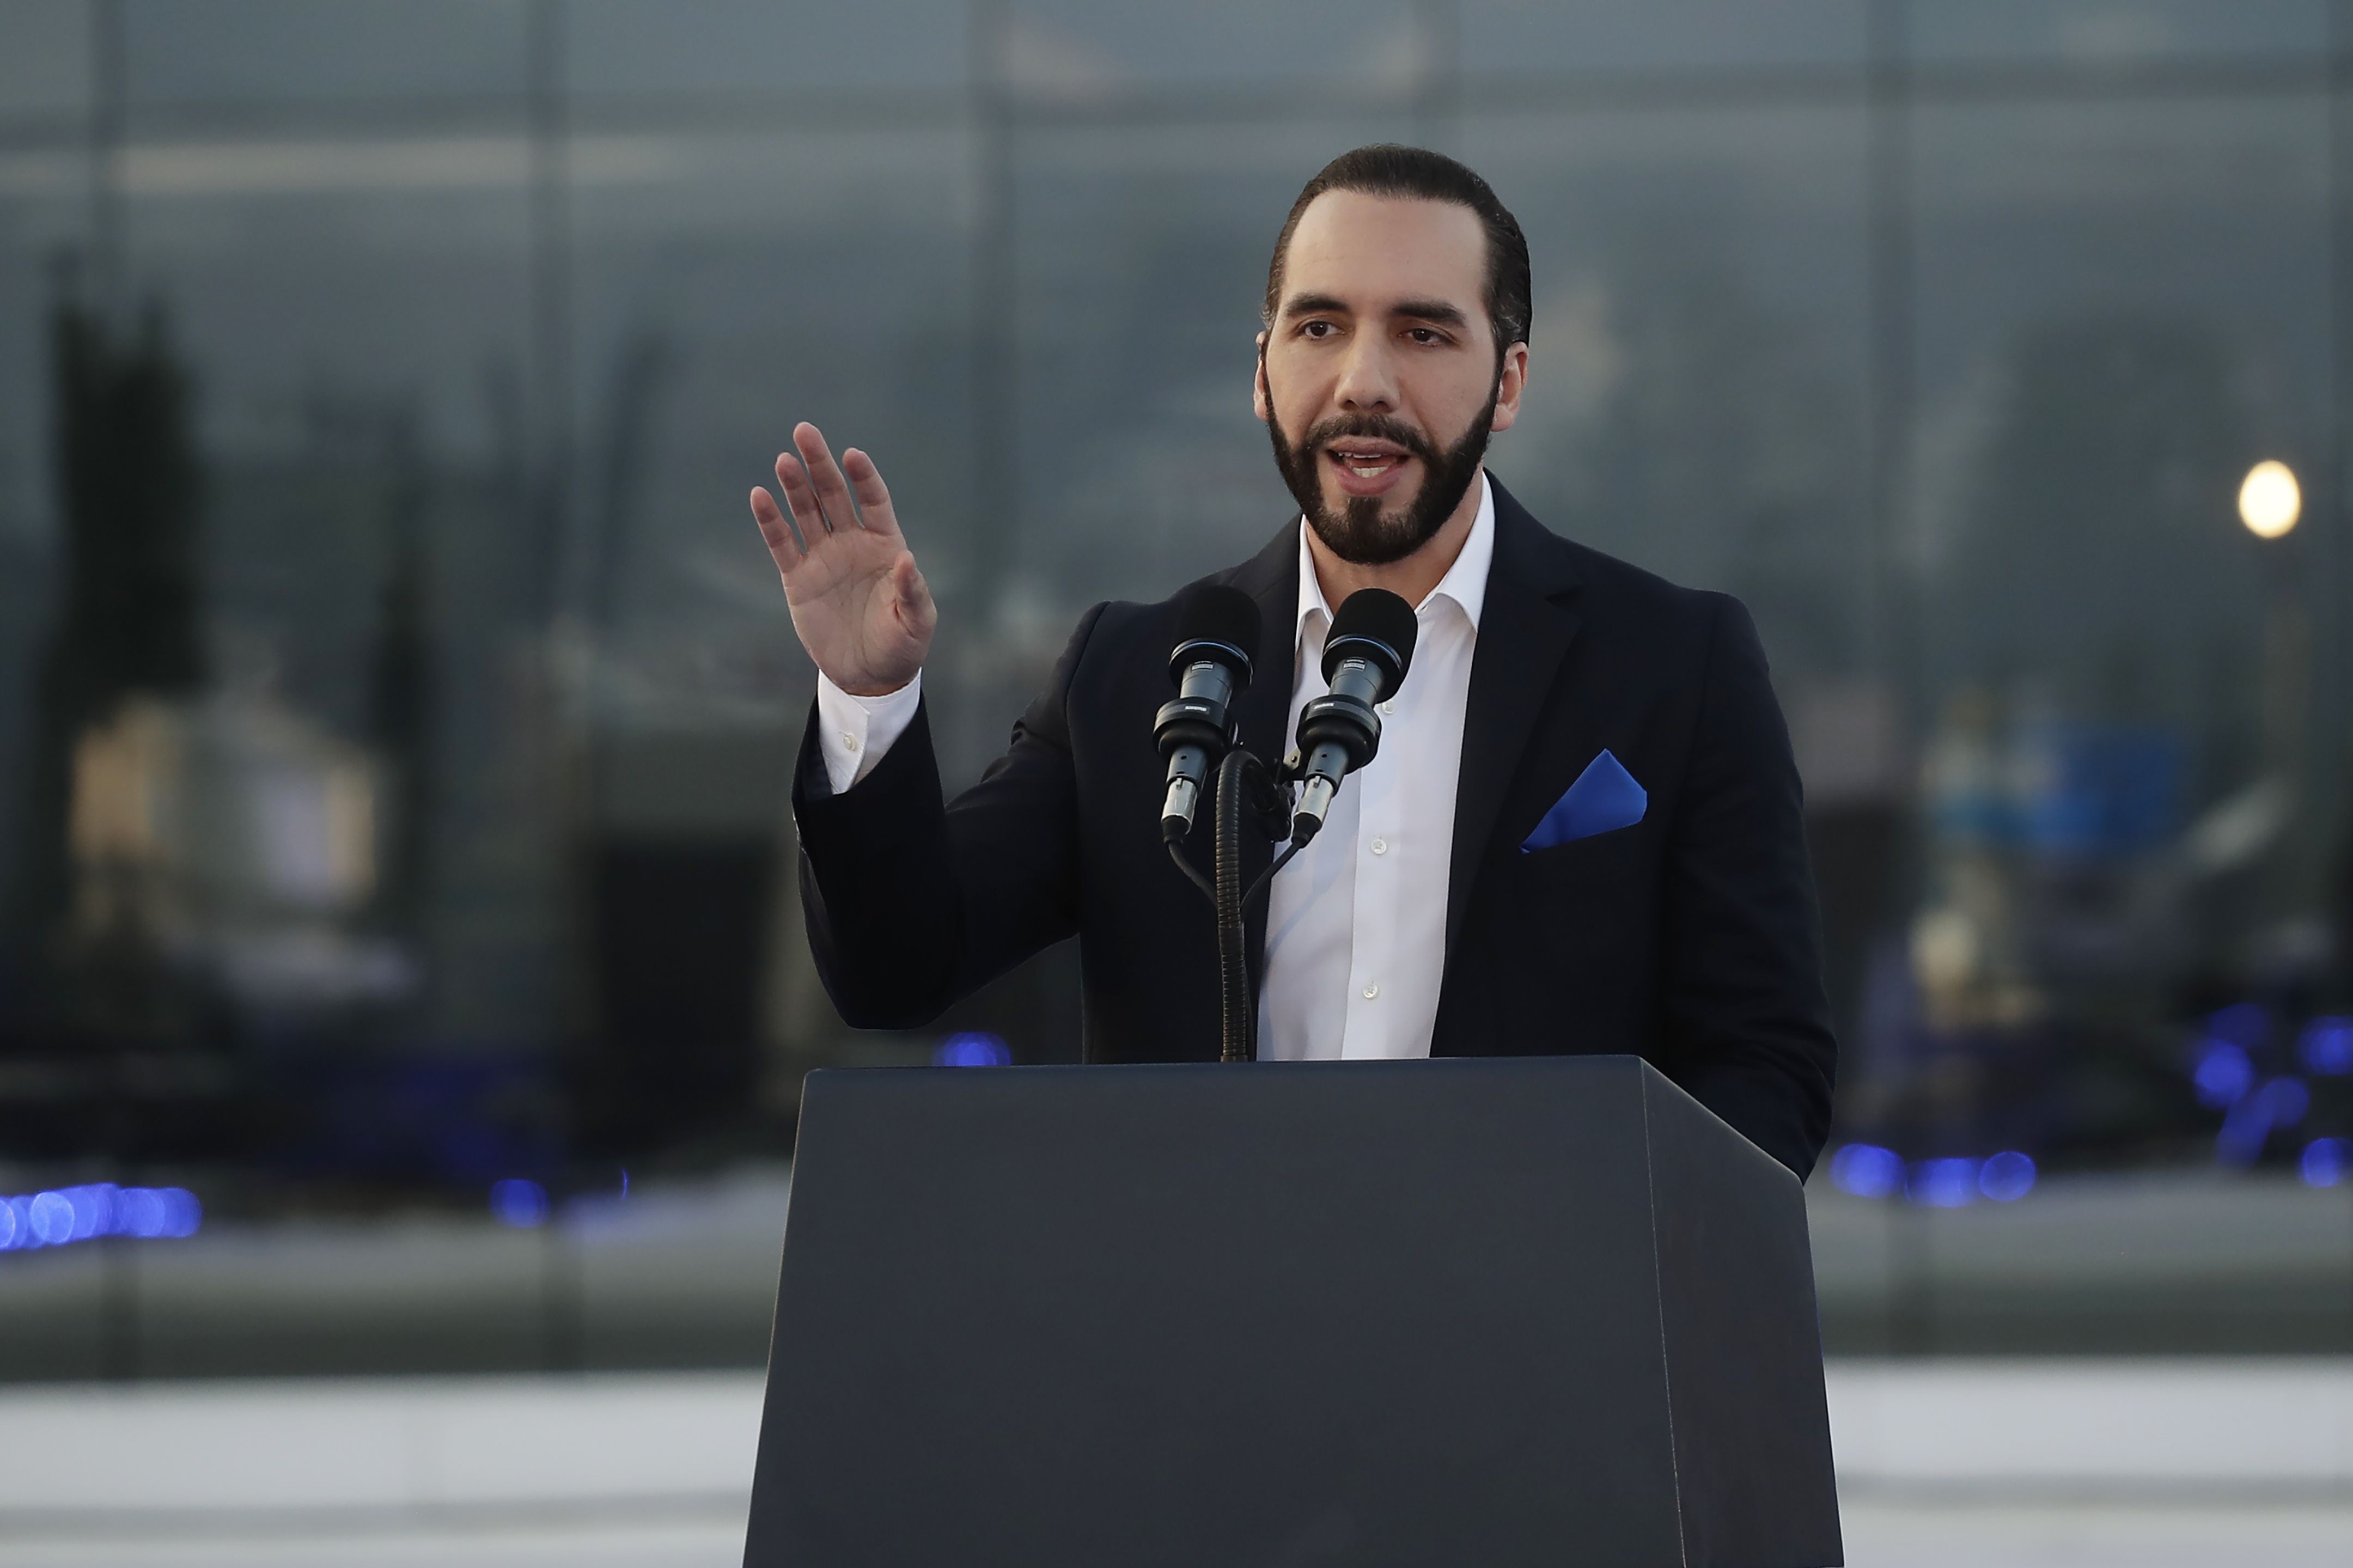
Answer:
[{"left": 1293, "top": 469, "right": 1495, "bottom": 644}]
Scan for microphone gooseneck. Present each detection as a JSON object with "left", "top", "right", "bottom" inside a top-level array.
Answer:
[
  {"left": 1289, "top": 588, "right": 1418, "bottom": 846},
  {"left": 1155, "top": 585, "right": 1261, "bottom": 842}
]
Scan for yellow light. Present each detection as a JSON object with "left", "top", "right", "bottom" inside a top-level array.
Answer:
[{"left": 2238, "top": 460, "right": 2301, "bottom": 539}]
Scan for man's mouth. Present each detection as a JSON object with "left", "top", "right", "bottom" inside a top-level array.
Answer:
[{"left": 1322, "top": 442, "right": 1415, "bottom": 493}]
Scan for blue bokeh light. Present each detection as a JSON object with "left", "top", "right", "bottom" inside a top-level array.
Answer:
[
  {"left": 2191, "top": 1040, "right": 2254, "bottom": 1108},
  {"left": 2216, "top": 1092, "right": 2272, "bottom": 1166},
  {"left": 2207, "top": 1002, "right": 2269, "bottom": 1049},
  {"left": 2302, "top": 1138, "right": 2350, "bottom": 1188},
  {"left": 1829, "top": 1144, "right": 1905, "bottom": 1199},
  {"left": 158, "top": 1188, "right": 202, "bottom": 1239},
  {"left": 64, "top": 1185, "right": 109, "bottom": 1242},
  {"left": 117, "top": 1188, "right": 164, "bottom": 1238},
  {"left": 1979, "top": 1151, "right": 2037, "bottom": 1201},
  {"left": 2264, "top": 1077, "right": 2310, "bottom": 1128},
  {"left": 2299, "top": 1017, "right": 2353, "bottom": 1076},
  {"left": 490, "top": 1178, "right": 550, "bottom": 1228},
  {"left": 0, "top": 1186, "right": 200, "bottom": 1252},
  {"left": 933, "top": 1032, "right": 1011, "bottom": 1068},
  {"left": 28, "top": 1192, "right": 75, "bottom": 1245},
  {"left": 1908, "top": 1158, "right": 1981, "bottom": 1207}
]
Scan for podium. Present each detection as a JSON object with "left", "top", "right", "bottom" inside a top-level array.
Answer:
[{"left": 743, "top": 1055, "right": 1840, "bottom": 1567}]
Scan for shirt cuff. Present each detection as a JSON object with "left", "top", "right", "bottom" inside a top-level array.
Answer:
[{"left": 814, "top": 669, "right": 923, "bottom": 794}]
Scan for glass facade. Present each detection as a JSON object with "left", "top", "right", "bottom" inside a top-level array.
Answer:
[{"left": 0, "top": 0, "right": 2348, "bottom": 1372}]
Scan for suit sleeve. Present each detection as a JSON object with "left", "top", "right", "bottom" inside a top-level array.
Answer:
[
  {"left": 1656, "top": 595, "right": 1838, "bottom": 1180},
  {"left": 791, "top": 603, "right": 1106, "bottom": 1029}
]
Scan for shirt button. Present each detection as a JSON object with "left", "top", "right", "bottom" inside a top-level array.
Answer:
[
  {"left": 1362, "top": 982, "right": 1380, "bottom": 1000},
  {"left": 1370, "top": 837, "right": 1388, "bottom": 856},
  {"left": 841, "top": 731, "right": 860, "bottom": 751},
  {"left": 1378, "top": 699, "right": 1397, "bottom": 716}
]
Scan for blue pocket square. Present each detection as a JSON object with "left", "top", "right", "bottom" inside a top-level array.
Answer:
[{"left": 1521, "top": 749, "right": 1647, "bottom": 852}]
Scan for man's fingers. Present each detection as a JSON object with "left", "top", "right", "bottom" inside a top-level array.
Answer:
[
  {"left": 892, "top": 554, "right": 938, "bottom": 638},
  {"left": 774, "top": 448, "right": 831, "bottom": 539},
  {"left": 842, "top": 448, "right": 902, "bottom": 541},
  {"left": 749, "top": 486, "right": 806, "bottom": 575},
  {"left": 793, "top": 422, "right": 859, "bottom": 530}
]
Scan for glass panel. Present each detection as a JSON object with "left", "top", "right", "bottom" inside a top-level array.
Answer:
[
  {"left": 569, "top": 0, "right": 969, "bottom": 96},
  {"left": 1007, "top": 1, "right": 1424, "bottom": 88},
  {"left": 1009, "top": 121, "right": 1416, "bottom": 613},
  {"left": 0, "top": 0, "right": 93, "bottom": 122},
  {"left": 1460, "top": 105, "right": 1872, "bottom": 683},
  {"left": 0, "top": 0, "right": 2349, "bottom": 1381},
  {"left": 122, "top": 0, "right": 530, "bottom": 107},
  {"left": 1909, "top": 0, "right": 2326, "bottom": 64},
  {"left": 0, "top": 182, "right": 88, "bottom": 1007},
  {"left": 118, "top": 141, "right": 545, "bottom": 1042},
  {"left": 1885, "top": 94, "right": 2341, "bottom": 1348},
  {"left": 1462, "top": 0, "right": 1867, "bottom": 75},
  {"left": 568, "top": 124, "right": 970, "bottom": 730}
]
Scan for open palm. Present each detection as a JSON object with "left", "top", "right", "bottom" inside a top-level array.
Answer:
[{"left": 750, "top": 422, "right": 936, "bottom": 697}]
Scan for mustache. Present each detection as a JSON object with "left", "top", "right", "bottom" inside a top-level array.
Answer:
[{"left": 1302, "top": 412, "right": 1442, "bottom": 468}]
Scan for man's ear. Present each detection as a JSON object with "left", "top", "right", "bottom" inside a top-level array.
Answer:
[
  {"left": 1489, "top": 341, "right": 1530, "bottom": 435},
  {"left": 1252, "top": 332, "right": 1271, "bottom": 424}
]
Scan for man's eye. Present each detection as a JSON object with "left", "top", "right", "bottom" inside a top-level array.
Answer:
[
  {"left": 1407, "top": 327, "right": 1446, "bottom": 345},
  {"left": 1301, "top": 321, "right": 1335, "bottom": 339}
]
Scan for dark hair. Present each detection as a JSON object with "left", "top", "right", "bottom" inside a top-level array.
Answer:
[{"left": 1263, "top": 144, "right": 1533, "bottom": 359}]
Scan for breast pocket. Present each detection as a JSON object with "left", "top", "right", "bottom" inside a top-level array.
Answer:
[
  {"left": 1509, "top": 820, "right": 1657, "bottom": 957},
  {"left": 1517, "top": 820, "right": 1645, "bottom": 872}
]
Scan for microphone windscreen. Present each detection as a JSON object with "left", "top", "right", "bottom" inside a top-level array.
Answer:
[
  {"left": 1168, "top": 584, "right": 1261, "bottom": 685},
  {"left": 1323, "top": 588, "right": 1418, "bottom": 687}
]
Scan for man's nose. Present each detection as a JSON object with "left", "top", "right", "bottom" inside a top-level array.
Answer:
[{"left": 1332, "top": 334, "right": 1399, "bottom": 412}]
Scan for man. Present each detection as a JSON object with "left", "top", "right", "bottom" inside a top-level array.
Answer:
[{"left": 751, "top": 146, "right": 1836, "bottom": 1179}]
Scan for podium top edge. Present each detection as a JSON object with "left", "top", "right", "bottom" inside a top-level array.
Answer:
[{"left": 802, "top": 1055, "right": 1667, "bottom": 1090}]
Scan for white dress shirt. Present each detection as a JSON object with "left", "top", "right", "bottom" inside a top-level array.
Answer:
[
  {"left": 1259, "top": 473, "right": 1490, "bottom": 1061},
  {"left": 815, "top": 669, "right": 923, "bottom": 793},
  {"left": 815, "top": 473, "right": 1496, "bottom": 1063}
]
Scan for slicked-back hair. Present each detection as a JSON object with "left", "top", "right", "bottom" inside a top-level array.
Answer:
[{"left": 1263, "top": 144, "right": 1533, "bottom": 362}]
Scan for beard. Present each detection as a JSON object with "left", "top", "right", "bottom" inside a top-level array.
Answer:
[{"left": 1265, "top": 373, "right": 1500, "bottom": 567}]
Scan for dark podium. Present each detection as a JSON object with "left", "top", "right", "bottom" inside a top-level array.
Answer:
[{"left": 743, "top": 1055, "right": 1840, "bottom": 1567}]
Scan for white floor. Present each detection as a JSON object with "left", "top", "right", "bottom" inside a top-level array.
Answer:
[
  {"left": 0, "top": 1362, "right": 2345, "bottom": 1565},
  {"left": 1839, "top": 1494, "right": 2353, "bottom": 1568}
]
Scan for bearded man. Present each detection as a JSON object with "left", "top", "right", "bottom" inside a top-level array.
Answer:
[{"left": 751, "top": 145, "right": 1835, "bottom": 1179}]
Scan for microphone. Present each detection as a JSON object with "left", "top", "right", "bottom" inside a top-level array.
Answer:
[
  {"left": 1156, "top": 585, "right": 1261, "bottom": 841},
  {"left": 1290, "top": 588, "right": 1417, "bottom": 844}
]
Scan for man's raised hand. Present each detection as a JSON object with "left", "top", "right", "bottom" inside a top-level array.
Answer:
[{"left": 751, "top": 422, "right": 936, "bottom": 697}]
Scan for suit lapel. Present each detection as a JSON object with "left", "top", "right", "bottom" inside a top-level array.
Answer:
[
  {"left": 1222, "top": 520, "right": 1301, "bottom": 984},
  {"left": 1224, "top": 521, "right": 1300, "bottom": 778},
  {"left": 1446, "top": 478, "right": 1584, "bottom": 963}
]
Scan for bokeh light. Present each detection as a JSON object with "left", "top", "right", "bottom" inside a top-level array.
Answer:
[
  {"left": 1908, "top": 1158, "right": 1982, "bottom": 1207},
  {"left": 2238, "top": 459, "right": 2301, "bottom": 538},
  {"left": 0, "top": 1186, "right": 202, "bottom": 1252},
  {"left": 2192, "top": 1040, "right": 2254, "bottom": 1108},
  {"left": 490, "top": 1179, "right": 551, "bottom": 1228},
  {"left": 1830, "top": 1144, "right": 1905, "bottom": 1198},
  {"left": 2302, "top": 1138, "right": 2350, "bottom": 1187},
  {"left": 1979, "top": 1151, "right": 2038, "bottom": 1201},
  {"left": 2299, "top": 1016, "right": 2353, "bottom": 1075},
  {"left": 933, "top": 1033, "right": 1011, "bottom": 1067}
]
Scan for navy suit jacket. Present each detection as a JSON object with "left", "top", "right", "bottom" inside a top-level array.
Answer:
[{"left": 792, "top": 478, "right": 1837, "bottom": 1178}]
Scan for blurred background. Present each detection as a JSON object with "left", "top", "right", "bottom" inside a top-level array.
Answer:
[{"left": 0, "top": 0, "right": 2349, "bottom": 1560}]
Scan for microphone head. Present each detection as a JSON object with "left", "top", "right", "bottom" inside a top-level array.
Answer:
[
  {"left": 1321, "top": 588, "right": 1417, "bottom": 700},
  {"left": 1167, "top": 584, "right": 1260, "bottom": 688}
]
